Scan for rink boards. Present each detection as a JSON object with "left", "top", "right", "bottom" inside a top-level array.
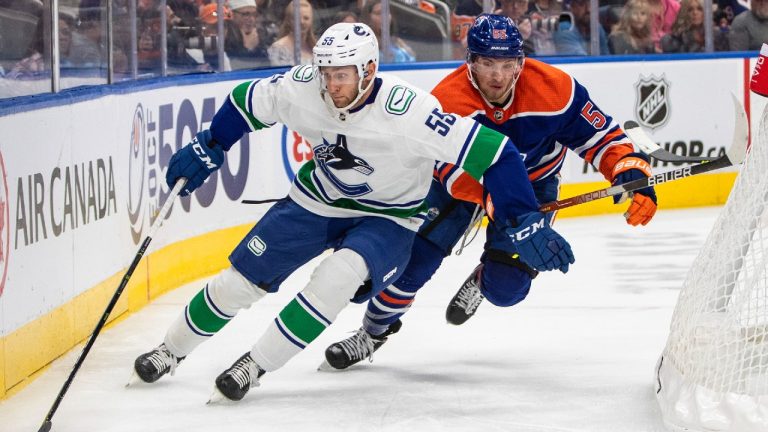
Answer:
[{"left": 0, "top": 54, "right": 763, "bottom": 398}]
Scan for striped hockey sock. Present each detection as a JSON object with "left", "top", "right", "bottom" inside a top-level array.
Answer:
[
  {"left": 164, "top": 284, "right": 235, "bottom": 356},
  {"left": 251, "top": 292, "right": 333, "bottom": 371},
  {"left": 363, "top": 284, "right": 415, "bottom": 336}
]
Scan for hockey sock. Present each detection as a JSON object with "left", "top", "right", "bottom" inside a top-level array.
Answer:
[
  {"left": 363, "top": 284, "right": 415, "bottom": 336},
  {"left": 165, "top": 267, "right": 266, "bottom": 357},
  {"left": 250, "top": 249, "right": 368, "bottom": 371}
]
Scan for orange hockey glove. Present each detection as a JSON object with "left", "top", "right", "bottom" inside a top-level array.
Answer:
[{"left": 611, "top": 153, "right": 657, "bottom": 226}]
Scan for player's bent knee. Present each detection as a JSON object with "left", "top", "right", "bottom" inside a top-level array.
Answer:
[
  {"left": 480, "top": 262, "right": 532, "bottom": 307},
  {"left": 303, "top": 249, "right": 370, "bottom": 314},
  {"left": 208, "top": 266, "right": 268, "bottom": 312}
]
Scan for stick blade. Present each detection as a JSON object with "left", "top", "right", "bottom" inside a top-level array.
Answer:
[
  {"left": 726, "top": 93, "right": 750, "bottom": 165},
  {"left": 623, "top": 120, "right": 711, "bottom": 163},
  {"left": 38, "top": 420, "right": 52, "bottom": 432}
]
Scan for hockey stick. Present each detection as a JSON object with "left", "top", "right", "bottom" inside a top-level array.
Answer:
[
  {"left": 37, "top": 178, "right": 187, "bottom": 432},
  {"left": 624, "top": 94, "right": 748, "bottom": 163},
  {"left": 624, "top": 121, "right": 712, "bottom": 163},
  {"left": 540, "top": 102, "right": 749, "bottom": 213}
]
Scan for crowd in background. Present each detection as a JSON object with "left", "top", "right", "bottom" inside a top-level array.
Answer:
[{"left": 0, "top": 0, "right": 766, "bottom": 97}]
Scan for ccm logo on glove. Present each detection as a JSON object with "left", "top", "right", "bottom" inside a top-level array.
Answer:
[
  {"left": 509, "top": 216, "right": 545, "bottom": 242},
  {"left": 192, "top": 141, "right": 218, "bottom": 170}
]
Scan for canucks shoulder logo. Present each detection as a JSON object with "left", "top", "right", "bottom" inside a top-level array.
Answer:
[{"left": 314, "top": 134, "right": 374, "bottom": 197}]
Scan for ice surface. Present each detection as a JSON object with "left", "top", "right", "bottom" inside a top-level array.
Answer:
[{"left": 0, "top": 207, "right": 722, "bottom": 432}]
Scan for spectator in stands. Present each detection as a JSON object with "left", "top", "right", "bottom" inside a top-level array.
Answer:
[
  {"left": 267, "top": 0, "right": 316, "bottom": 66},
  {"left": 713, "top": 9, "right": 732, "bottom": 47},
  {"left": 193, "top": 3, "right": 232, "bottom": 70},
  {"left": 8, "top": 11, "right": 101, "bottom": 78},
  {"left": 526, "top": 1, "right": 561, "bottom": 55},
  {"left": 225, "top": 0, "right": 270, "bottom": 66},
  {"left": 553, "top": 0, "right": 609, "bottom": 55},
  {"left": 528, "top": 0, "right": 563, "bottom": 16},
  {"left": 661, "top": 0, "right": 704, "bottom": 52},
  {"left": 609, "top": 0, "right": 655, "bottom": 54},
  {"left": 647, "top": 0, "right": 681, "bottom": 52},
  {"left": 333, "top": 9, "right": 359, "bottom": 24},
  {"left": 516, "top": 13, "right": 538, "bottom": 55},
  {"left": 362, "top": 0, "right": 416, "bottom": 63},
  {"left": 450, "top": 0, "right": 485, "bottom": 58},
  {"left": 717, "top": 0, "right": 748, "bottom": 24},
  {"left": 729, "top": 0, "right": 768, "bottom": 51},
  {"left": 497, "top": 0, "right": 556, "bottom": 55},
  {"left": 167, "top": 0, "right": 199, "bottom": 28},
  {"left": 137, "top": 7, "right": 163, "bottom": 73},
  {"left": 497, "top": 0, "right": 529, "bottom": 22},
  {"left": 78, "top": 0, "right": 129, "bottom": 72}
]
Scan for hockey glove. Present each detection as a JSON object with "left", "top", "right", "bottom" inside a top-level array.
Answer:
[
  {"left": 166, "top": 130, "right": 224, "bottom": 196},
  {"left": 611, "top": 152, "right": 657, "bottom": 226},
  {"left": 503, "top": 211, "right": 575, "bottom": 273}
]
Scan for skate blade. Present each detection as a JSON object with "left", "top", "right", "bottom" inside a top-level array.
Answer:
[
  {"left": 206, "top": 387, "right": 228, "bottom": 405},
  {"left": 317, "top": 359, "right": 345, "bottom": 372},
  {"left": 125, "top": 370, "right": 144, "bottom": 388}
]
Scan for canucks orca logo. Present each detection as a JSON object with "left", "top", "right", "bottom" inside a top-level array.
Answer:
[{"left": 314, "top": 134, "right": 374, "bottom": 197}]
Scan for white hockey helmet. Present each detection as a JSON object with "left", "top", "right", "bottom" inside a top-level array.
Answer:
[{"left": 313, "top": 23, "right": 379, "bottom": 114}]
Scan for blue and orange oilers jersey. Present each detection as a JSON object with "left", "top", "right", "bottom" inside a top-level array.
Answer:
[{"left": 431, "top": 59, "right": 637, "bottom": 206}]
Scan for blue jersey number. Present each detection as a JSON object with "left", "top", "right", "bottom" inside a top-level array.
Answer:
[{"left": 425, "top": 108, "right": 456, "bottom": 137}]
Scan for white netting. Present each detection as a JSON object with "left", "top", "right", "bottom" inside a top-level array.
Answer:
[{"left": 656, "top": 105, "right": 768, "bottom": 432}]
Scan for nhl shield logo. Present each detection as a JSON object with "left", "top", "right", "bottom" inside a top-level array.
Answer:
[{"left": 635, "top": 75, "right": 670, "bottom": 130}]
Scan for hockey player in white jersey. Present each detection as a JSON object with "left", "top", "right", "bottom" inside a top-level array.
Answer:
[{"left": 131, "top": 22, "right": 574, "bottom": 402}]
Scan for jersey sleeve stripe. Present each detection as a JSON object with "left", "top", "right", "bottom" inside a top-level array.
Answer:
[
  {"left": 528, "top": 147, "right": 567, "bottom": 181},
  {"left": 230, "top": 81, "right": 270, "bottom": 131},
  {"left": 573, "top": 125, "right": 610, "bottom": 156},
  {"left": 462, "top": 125, "right": 507, "bottom": 180},
  {"left": 590, "top": 130, "right": 631, "bottom": 168},
  {"left": 583, "top": 126, "right": 625, "bottom": 165},
  {"left": 455, "top": 120, "right": 480, "bottom": 169}
]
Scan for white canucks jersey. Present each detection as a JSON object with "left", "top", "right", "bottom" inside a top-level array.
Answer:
[{"left": 228, "top": 65, "right": 510, "bottom": 230}]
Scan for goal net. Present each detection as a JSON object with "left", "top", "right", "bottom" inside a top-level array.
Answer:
[{"left": 655, "top": 104, "right": 768, "bottom": 432}]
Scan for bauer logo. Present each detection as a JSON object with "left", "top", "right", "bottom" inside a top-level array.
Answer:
[
  {"left": 634, "top": 75, "right": 670, "bottom": 130},
  {"left": 281, "top": 126, "right": 314, "bottom": 180},
  {"left": 0, "top": 150, "right": 9, "bottom": 297}
]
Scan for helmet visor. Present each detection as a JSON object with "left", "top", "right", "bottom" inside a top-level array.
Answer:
[
  {"left": 469, "top": 56, "right": 524, "bottom": 81},
  {"left": 317, "top": 66, "right": 361, "bottom": 88}
]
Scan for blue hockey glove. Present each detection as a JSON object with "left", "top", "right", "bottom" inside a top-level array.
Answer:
[
  {"left": 166, "top": 130, "right": 224, "bottom": 196},
  {"left": 611, "top": 152, "right": 657, "bottom": 226},
  {"left": 503, "top": 211, "right": 575, "bottom": 273}
]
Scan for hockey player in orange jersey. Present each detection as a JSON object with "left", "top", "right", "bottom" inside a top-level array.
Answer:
[{"left": 321, "top": 14, "right": 657, "bottom": 370}]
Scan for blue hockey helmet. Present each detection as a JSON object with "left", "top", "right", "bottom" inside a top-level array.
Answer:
[{"left": 466, "top": 14, "right": 524, "bottom": 59}]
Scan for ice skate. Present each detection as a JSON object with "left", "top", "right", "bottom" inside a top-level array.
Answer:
[
  {"left": 208, "top": 352, "right": 265, "bottom": 403},
  {"left": 320, "top": 319, "right": 402, "bottom": 371},
  {"left": 445, "top": 264, "right": 484, "bottom": 325},
  {"left": 129, "top": 343, "right": 184, "bottom": 386}
]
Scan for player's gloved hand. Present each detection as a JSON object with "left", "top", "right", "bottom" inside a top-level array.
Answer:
[
  {"left": 611, "top": 152, "right": 657, "bottom": 226},
  {"left": 502, "top": 211, "right": 575, "bottom": 273},
  {"left": 166, "top": 130, "right": 224, "bottom": 196}
]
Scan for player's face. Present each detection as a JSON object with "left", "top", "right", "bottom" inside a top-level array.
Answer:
[
  {"left": 320, "top": 65, "right": 361, "bottom": 108},
  {"left": 470, "top": 56, "right": 523, "bottom": 104}
]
